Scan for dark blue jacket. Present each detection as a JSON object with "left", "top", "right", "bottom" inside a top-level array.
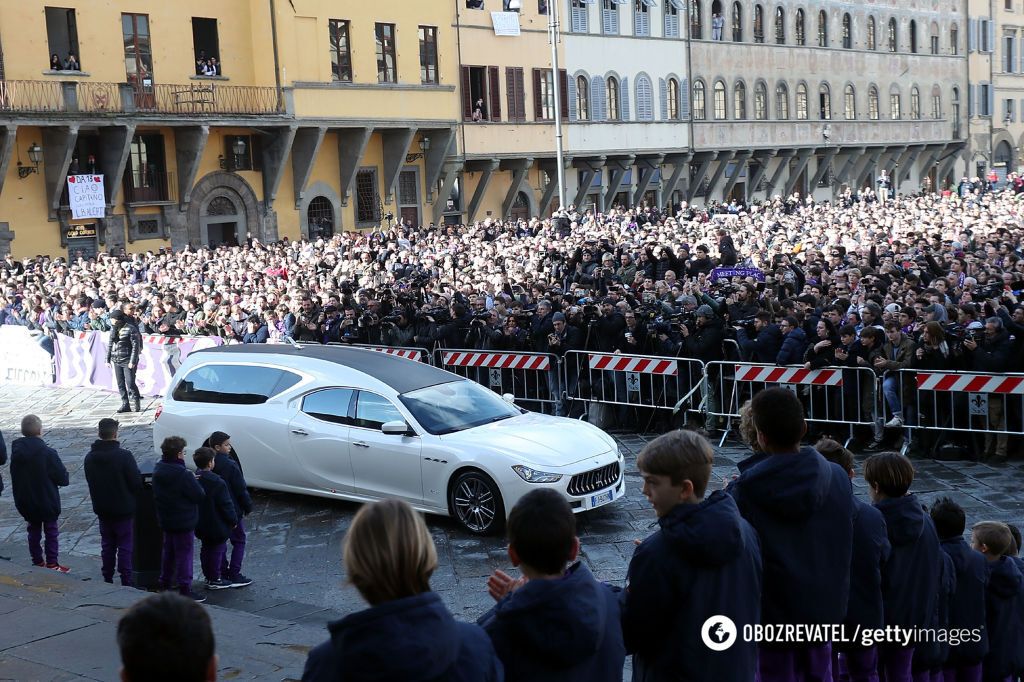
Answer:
[
  {"left": 213, "top": 451, "right": 251, "bottom": 516},
  {"left": 982, "top": 555, "right": 1022, "bottom": 681},
  {"left": 195, "top": 470, "right": 237, "bottom": 543},
  {"left": 729, "top": 446, "right": 854, "bottom": 627},
  {"left": 477, "top": 562, "right": 622, "bottom": 682},
  {"left": 912, "top": 549, "right": 956, "bottom": 670},
  {"left": 1011, "top": 556, "right": 1024, "bottom": 675},
  {"left": 875, "top": 494, "right": 940, "bottom": 631},
  {"left": 940, "top": 537, "right": 989, "bottom": 666},
  {"left": 621, "top": 491, "right": 761, "bottom": 681},
  {"left": 302, "top": 591, "right": 502, "bottom": 682},
  {"left": 152, "top": 459, "right": 205, "bottom": 532},
  {"left": 10, "top": 436, "right": 69, "bottom": 523},
  {"left": 838, "top": 499, "right": 890, "bottom": 646},
  {"left": 83, "top": 440, "right": 142, "bottom": 520},
  {"left": 736, "top": 324, "right": 783, "bottom": 363},
  {"left": 775, "top": 327, "right": 808, "bottom": 365},
  {"left": 0, "top": 430, "right": 6, "bottom": 494}
]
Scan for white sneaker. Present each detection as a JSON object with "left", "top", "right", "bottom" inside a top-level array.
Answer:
[{"left": 884, "top": 415, "right": 904, "bottom": 428}]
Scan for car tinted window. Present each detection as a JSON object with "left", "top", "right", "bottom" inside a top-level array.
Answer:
[
  {"left": 302, "top": 388, "right": 354, "bottom": 425},
  {"left": 172, "top": 364, "right": 301, "bottom": 404},
  {"left": 353, "top": 391, "right": 404, "bottom": 430}
]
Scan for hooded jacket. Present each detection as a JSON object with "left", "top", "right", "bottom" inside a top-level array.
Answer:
[
  {"left": 837, "top": 499, "right": 891, "bottom": 648},
  {"left": 874, "top": 494, "right": 941, "bottom": 631},
  {"left": 302, "top": 591, "right": 502, "bottom": 682},
  {"left": 213, "top": 451, "right": 251, "bottom": 516},
  {"left": 940, "top": 536, "right": 989, "bottom": 666},
  {"left": 912, "top": 550, "right": 956, "bottom": 670},
  {"left": 152, "top": 458, "right": 205, "bottom": 532},
  {"left": 83, "top": 439, "right": 142, "bottom": 520},
  {"left": 775, "top": 327, "right": 808, "bottom": 365},
  {"left": 982, "top": 555, "right": 1023, "bottom": 681},
  {"left": 477, "top": 562, "right": 624, "bottom": 682},
  {"left": 195, "top": 470, "right": 237, "bottom": 543},
  {"left": 729, "top": 447, "right": 854, "bottom": 627},
  {"left": 10, "top": 436, "right": 69, "bottom": 523},
  {"left": 621, "top": 491, "right": 761, "bottom": 681}
]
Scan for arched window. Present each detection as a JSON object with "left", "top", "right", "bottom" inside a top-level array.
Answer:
[
  {"left": 693, "top": 80, "right": 707, "bottom": 120},
  {"left": 732, "top": 1, "right": 743, "bottom": 41},
  {"left": 952, "top": 87, "right": 960, "bottom": 137},
  {"left": 868, "top": 85, "right": 879, "bottom": 120},
  {"left": 818, "top": 83, "right": 831, "bottom": 120},
  {"left": 931, "top": 85, "right": 941, "bottom": 119},
  {"left": 909, "top": 19, "right": 917, "bottom": 53},
  {"left": 795, "top": 9, "right": 805, "bottom": 46},
  {"left": 929, "top": 22, "right": 939, "bottom": 54},
  {"left": 754, "top": 81, "right": 768, "bottom": 119},
  {"left": 842, "top": 13, "right": 852, "bottom": 48},
  {"left": 690, "top": 0, "right": 702, "bottom": 39},
  {"left": 888, "top": 18, "right": 897, "bottom": 52},
  {"left": 950, "top": 23, "right": 959, "bottom": 55},
  {"left": 817, "top": 10, "right": 828, "bottom": 47},
  {"left": 734, "top": 80, "right": 747, "bottom": 119},
  {"left": 774, "top": 6, "right": 785, "bottom": 44},
  {"left": 889, "top": 87, "right": 901, "bottom": 119},
  {"left": 636, "top": 74, "right": 654, "bottom": 121},
  {"left": 844, "top": 84, "right": 856, "bottom": 119},
  {"left": 607, "top": 76, "right": 621, "bottom": 120},
  {"left": 576, "top": 75, "right": 590, "bottom": 120},
  {"left": 776, "top": 82, "right": 789, "bottom": 119},
  {"left": 667, "top": 77, "right": 680, "bottom": 119},
  {"left": 867, "top": 16, "right": 876, "bottom": 50},
  {"left": 713, "top": 80, "right": 727, "bottom": 119},
  {"left": 754, "top": 4, "right": 764, "bottom": 43},
  {"left": 910, "top": 85, "right": 920, "bottom": 119},
  {"left": 796, "top": 82, "right": 808, "bottom": 120},
  {"left": 307, "top": 197, "right": 335, "bottom": 239}
]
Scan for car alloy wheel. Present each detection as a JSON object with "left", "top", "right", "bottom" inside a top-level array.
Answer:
[{"left": 450, "top": 471, "right": 504, "bottom": 535}]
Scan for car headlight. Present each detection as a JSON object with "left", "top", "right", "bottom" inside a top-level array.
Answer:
[{"left": 512, "top": 465, "right": 563, "bottom": 483}]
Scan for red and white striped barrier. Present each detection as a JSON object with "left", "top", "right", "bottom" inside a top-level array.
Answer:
[
  {"left": 916, "top": 372, "right": 1024, "bottom": 394},
  {"left": 361, "top": 346, "right": 424, "bottom": 362},
  {"left": 441, "top": 351, "right": 551, "bottom": 371},
  {"left": 143, "top": 335, "right": 183, "bottom": 345},
  {"left": 735, "top": 365, "right": 843, "bottom": 386},
  {"left": 588, "top": 353, "right": 679, "bottom": 376}
]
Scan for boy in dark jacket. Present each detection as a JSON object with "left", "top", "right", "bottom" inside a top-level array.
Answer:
[
  {"left": 972, "top": 522, "right": 1023, "bottom": 682},
  {"left": 83, "top": 418, "right": 142, "bottom": 586},
  {"left": 816, "top": 439, "right": 891, "bottom": 682},
  {"left": 864, "top": 452, "right": 941, "bottom": 682},
  {"left": 931, "top": 497, "right": 989, "bottom": 681},
  {"left": 193, "top": 447, "right": 237, "bottom": 591},
  {"left": 152, "top": 436, "right": 205, "bottom": 601},
  {"left": 729, "top": 388, "right": 854, "bottom": 682},
  {"left": 10, "top": 415, "right": 70, "bottom": 572},
  {"left": 206, "top": 431, "right": 253, "bottom": 588},
  {"left": 624, "top": 430, "right": 761, "bottom": 682},
  {"left": 478, "top": 488, "right": 624, "bottom": 682}
]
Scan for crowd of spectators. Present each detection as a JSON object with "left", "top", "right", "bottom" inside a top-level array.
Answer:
[{"left": 2, "top": 183, "right": 1023, "bottom": 453}]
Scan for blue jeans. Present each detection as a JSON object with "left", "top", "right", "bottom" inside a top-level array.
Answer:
[{"left": 882, "top": 375, "right": 902, "bottom": 418}]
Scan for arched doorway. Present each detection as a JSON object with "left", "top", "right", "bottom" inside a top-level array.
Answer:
[
  {"left": 202, "top": 195, "right": 242, "bottom": 247},
  {"left": 995, "top": 140, "right": 1014, "bottom": 167},
  {"left": 510, "top": 191, "right": 530, "bottom": 222},
  {"left": 307, "top": 196, "right": 335, "bottom": 239}
]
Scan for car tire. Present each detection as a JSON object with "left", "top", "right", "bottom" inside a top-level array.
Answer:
[{"left": 449, "top": 470, "right": 505, "bottom": 535}]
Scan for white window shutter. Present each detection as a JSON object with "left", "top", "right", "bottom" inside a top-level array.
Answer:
[
  {"left": 659, "top": 78, "right": 668, "bottom": 119},
  {"left": 567, "top": 76, "right": 578, "bottom": 121},
  {"left": 988, "top": 85, "right": 995, "bottom": 116},
  {"left": 592, "top": 75, "right": 606, "bottom": 120},
  {"left": 621, "top": 76, "right": 631, "bottom": 120},
  {"left": 968, "top": 84, "right": 975, "bottom": 117},
  {"left": 987, "top": 21, "right": 995, "bottom": 53},
  {"left": 680, "top": 77, "right": 690, "bottom": 119}
]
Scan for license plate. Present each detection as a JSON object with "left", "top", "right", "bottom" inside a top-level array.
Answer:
[{"left": 591, "top": 489, "right": 613, "bottom": 507}]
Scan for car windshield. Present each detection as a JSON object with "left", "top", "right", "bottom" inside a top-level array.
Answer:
[{"left": 400, "top": 380, "right": 521, "bottom": 435}]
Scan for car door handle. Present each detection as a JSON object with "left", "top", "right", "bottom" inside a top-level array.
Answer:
[
  {"left": 353, "top": 441, "right": 369, "bottom": 448},
  {"left": 291, "top": 429, "right": 308, "bottom": 436}
]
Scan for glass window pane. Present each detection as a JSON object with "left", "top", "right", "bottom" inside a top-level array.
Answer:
[
  {"left": 173, "top": 365, "right": 301, "bottom": 404},
  {"left": 302, "top": 388, "right": 354, "bottom": 425},
  {"left": 354, "top": 391, "right": 405, "bottom": 430}
]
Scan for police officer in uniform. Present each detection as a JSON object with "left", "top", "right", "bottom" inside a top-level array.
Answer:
[{"left": 107, "top": 309, "right": 142, "bottom": 413}]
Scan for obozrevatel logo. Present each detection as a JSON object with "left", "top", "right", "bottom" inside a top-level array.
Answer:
[{"left": 701, "top": 615, "right": 738, "bottom": 651}]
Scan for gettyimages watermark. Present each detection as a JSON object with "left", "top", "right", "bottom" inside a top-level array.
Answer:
[{"left": 700, "top": 616, "right": 982, "bottom": 651}]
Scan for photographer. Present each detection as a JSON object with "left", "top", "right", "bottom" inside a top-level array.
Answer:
[
  {"left": 380, "top": 308, "right": 416, "bottom": 347},
  {"left": 615, "top": 309, "right": 650, "bottom": 355},
  {"left": 289, "top": 295, "right": 323, "bottom": 343},
  {"left": 466, "top": 309, "right": 504, "bottom": 350},
  {"left": 321, "top": 306, "right": 344, "bottom": 343},
  {"left": 725, "top": 283, "right": 760, "bottom": 322},
  {"left": 544, "top": 312, "right": 580, "bottom": 417},
  {"left": 240, "top": 315, "right": 269, "bottom": 344},
  {"left": 735, "top": 311, "right": 784, "bottom": 363},
  {"left": 530, "top": 300, "right": 556, "bottom": 352},
  {"left": 963, "top": 317, "right": 1013, "bottom": 462},
  {"left": 592, "top": 299, "right": 626, "bottom": 353}
]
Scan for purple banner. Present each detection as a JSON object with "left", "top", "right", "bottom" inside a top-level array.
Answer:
[
  {"left": 54, "top": 331, "right": 223, "bottom": 398},
  {"left": 710, "top": 267, "right": 765, "bottom": 283}
]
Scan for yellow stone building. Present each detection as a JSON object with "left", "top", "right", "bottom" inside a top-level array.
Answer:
[{"left": 0, "top": 0, "right": 461, "bottom": 258}]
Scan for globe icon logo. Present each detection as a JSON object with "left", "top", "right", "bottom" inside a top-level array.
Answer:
[{"left": 700, "top": 615, "right": 738, "bottom": 651}]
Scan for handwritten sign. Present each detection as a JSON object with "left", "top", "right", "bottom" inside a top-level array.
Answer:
[
  {"left": 67, "top": 174, "right": 106, "bottom": 220},
  {"left": 491, "top": 11, "right": 521, "bottom": 36},
  {"left": 710, "top": 267, "right": 765, "bottom": 282}
]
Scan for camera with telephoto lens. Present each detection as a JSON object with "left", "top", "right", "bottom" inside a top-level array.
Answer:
[
  {"left": 943, "top": 323, "right": 984, "bottom": 350},
  {"left": 470, "top": 311, "right": 492, "bottom": 326},
  {"left": 380, "top": 313, "right": 403, "bottom": 326},
  {"left": 734, "top": 316, "right": 758, "bottom": 335},
  {"left": 973, "top": 283, "right": 1004, "bottom": 300}
]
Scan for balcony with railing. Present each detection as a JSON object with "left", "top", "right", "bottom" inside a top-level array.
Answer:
[
  {"left": 0, "top": 80, "right": 283, "bottom": 116},
  {"left": 123, "top": 169, "right": 176, "bottom": 204}
]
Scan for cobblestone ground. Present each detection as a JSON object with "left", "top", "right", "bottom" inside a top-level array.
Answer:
[{"left": 1, "top": 384, "right": 1022, "bottom": 629}]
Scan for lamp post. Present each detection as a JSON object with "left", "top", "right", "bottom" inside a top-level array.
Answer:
[{"left": 547, "top": 0, "right": 566, "bottom": 210}]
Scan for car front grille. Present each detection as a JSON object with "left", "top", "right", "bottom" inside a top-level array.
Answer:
[{"left": 567, "top": 462, "right": 621, "bottom": 496}]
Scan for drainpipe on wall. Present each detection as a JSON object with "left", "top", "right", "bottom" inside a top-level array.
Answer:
[{"left": 269, "top": 0, "right": 284, "bottom": 111}]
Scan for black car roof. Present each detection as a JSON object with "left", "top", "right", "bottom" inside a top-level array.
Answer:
[{"left": 192, "top": 344, "right": 461, "bottom": 394}]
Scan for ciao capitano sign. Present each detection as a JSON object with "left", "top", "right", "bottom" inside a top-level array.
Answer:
[{"left": 67, "top": 174, "right": 106, "bottom": 220}]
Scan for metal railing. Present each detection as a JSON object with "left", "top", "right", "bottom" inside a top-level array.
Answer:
[
  {"left": 123, "top": 169, "right": 176, "bottom": 204},
  {"left": 132, "top": 83, "right": 282, "bottom": 115},
  {"left": 0, "top": 80, "right": 65, "bottom": 112},
  {"left": 77, "top": 82, "right": 122, "bottom": 113}
]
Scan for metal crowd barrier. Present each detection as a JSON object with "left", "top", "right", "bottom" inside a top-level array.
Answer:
[
  {"left": 563, "top": 350, "right": 706, "bottom": 420},
  {"left": 351, "top": 344, "right": 428, "bottom": 363},
  {"left": 706, "top": 361, "right": 880, "bottom": 446},
  {"left": 433, "top": 349, "right": 561, "bottom": 408}
]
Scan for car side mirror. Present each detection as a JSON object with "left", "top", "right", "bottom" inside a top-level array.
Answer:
[
  {"left": 502, "top": 393, "right": 516, "bottom": 405},
  {"left": 382, "top": 420, "right": 412, "bottom": 436}
]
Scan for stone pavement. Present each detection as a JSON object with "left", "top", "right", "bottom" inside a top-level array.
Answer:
[{"left": 0, "top": 383, "right": 1022, "bottom": 679}]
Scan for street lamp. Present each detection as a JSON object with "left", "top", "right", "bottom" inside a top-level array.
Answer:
[{"left": 18, "top": 142, "right": 43, "bottom": 179}]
